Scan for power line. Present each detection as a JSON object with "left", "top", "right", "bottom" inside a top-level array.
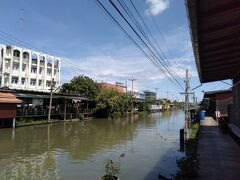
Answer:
[
  {"left": 107, "top": 0, "right": 184, "bottom": 89},
  {"left": 118, "top": 0, "right": 180, "bottom": 82},
  {"left": 94, "top": 0, "right": 180, "bottom": 88},
  {"left": 110, "top": 0, "right": 183, "bottom": 89},
  {"left": 128, "top": 0, "right": 181, "bottom": 80},
  {"left": 220, "top": 80, "right": 232, "bottom": 86},
  {"left": 0, "top": 30, "right": 89, "bottom": 73},
  {"left": 129, "top": 77, "right": 137, "bottom": 93}
]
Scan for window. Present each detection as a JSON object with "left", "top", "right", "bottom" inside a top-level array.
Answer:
[
  {"left": 47, "top": 69, "right": 52, "bottom": 76},
  {"left": 22, "top": 65, "right": 26, "bottom": 72},
  {"left": 11, "top": 77, "right": 18, "bottom": 84},
  {"left": 13, "top": 50, "right": 20, "bottom": 57},
  {"left": 32, "top": 59, "right": 37, "bottom": 64},
  {"left": 31, "top": 67, "right": 37, "bottom": 74},
  {"left": 39, "top": 68, "right": 43, "bottom": 74},
  {"left": 40, "top": 56, "right": 45, "bottom": 63},
  {"left": 21, "top": 78, "right": 25, "bottom": 85},
  {"left": 39, "top": 80, "right": 42, "bottom": 86},
  {"left": 46, "top": 81, "right": 51, "bottom": 87},
  {"left": 12, "top": 63, "right": 19, "bottom": 70},
  {"left": 23, "top": 53, "right": 28, "bottom": 59},
  {"left": 30, "top": 79, "right": 36, "bottom": 86}
]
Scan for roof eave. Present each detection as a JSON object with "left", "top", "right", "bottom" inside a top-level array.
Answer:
[{"left": 185, "top": 0, "right": 203, "bottom": 83}]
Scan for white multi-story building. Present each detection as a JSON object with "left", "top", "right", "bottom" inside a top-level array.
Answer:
[{"left": 0, "top": 44, "right": 61, "bottom": 92}]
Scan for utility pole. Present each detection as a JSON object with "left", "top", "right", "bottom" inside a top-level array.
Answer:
[
  {"left": 192, "top": 92, "right": 195, "bottom": 108},
  {"left": 180, "top": 69, "right": 192, "bottom": 141},
  {"left": 166, "top": 91, "right": 169, "bottom": 100},
  {"left": 48, "top": 78, "right": 54, "bottom": 123},
  {"left": 184, "top": 69, "right": 191, "bottom": 141},
  {"left": 216, "top": 99, "right": 219, "bottom": 122},
  {"left": 154, "top": 88, "right": 158, "bottom": 100},
  {"left": 129, "top": 77, "right": 136, "bottom": 94},
  {"left": 125, "top": 80, "right": 128, "bottom": 93},
  {"left": 48, "top": 79, "right": 61, "bottom": 123}
]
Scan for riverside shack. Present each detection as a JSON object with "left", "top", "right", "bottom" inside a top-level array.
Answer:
[
  {"left": 186, "top": 0, "right": 240, "bottom": 137},
  {"left": 0, "top": 92, "right": 22, "bottom": 128}
]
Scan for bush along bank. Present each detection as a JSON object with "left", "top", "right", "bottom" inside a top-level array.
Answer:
[{"left": 175, "top": 123, "right": 200, "bottom": 179}]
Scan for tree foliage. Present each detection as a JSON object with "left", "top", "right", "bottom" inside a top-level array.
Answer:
[
  {"left": 60, "top": 75, "right": 99, "bottom": 99},
  {"left": 95, "top": 89, "right": 134, "bottom": 116},
  {"left": 138, "top": 102, "right": 150, "bottom": 111}
]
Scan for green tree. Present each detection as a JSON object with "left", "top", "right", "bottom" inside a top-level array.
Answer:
[
  {"left": 158, "top": 99, "right": 164, "bottom": 105},
  {"left": 138, "top": 102, "right": 150, "bottom": 111},
  {"left": 60, "top": 75, "right": 99, "bottom": 99},
  {"left": 95, "top": 89, "right": 134, "bottom": 117}
]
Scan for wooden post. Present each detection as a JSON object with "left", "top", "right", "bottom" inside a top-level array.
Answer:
[
  {"left": 12, "top": 118, "right": 16, "bottom": 128},
  {"left": 180, "top": 128, "right": 184, "bottom": 152},
  {"left": 64, "top": 99, "right": 67, "bottom": 121}
]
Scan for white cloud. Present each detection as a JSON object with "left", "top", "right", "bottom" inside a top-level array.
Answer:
[
  {"left": 145, "top": 0, "right": 169, "bottom": 16},
  {"left": 60, "top": 25, "right": 196, "bottom": 93}
]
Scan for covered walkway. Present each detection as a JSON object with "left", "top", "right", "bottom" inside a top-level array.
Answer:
[{"left": 198, "top": 117, "right": 240, "bottom": 179}]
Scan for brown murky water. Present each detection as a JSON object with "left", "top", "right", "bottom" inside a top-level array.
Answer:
[{"left": 0, "top": 110, "right": 184, "bottom": 180}]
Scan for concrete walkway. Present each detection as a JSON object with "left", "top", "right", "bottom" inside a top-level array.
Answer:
[{"left": 198, "top": 117, "right": 240, "bottom": 179}]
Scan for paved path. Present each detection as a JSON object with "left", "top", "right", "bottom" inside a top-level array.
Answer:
[{"left": 198, "top": 117, "right": 240, "bottom": 179}]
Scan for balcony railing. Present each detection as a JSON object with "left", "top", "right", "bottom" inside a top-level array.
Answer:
[{"left": 13, "top": 57, "right": 20, "bottom": 61}]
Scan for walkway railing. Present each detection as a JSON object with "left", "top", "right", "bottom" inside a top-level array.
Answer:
[{"left": 16, "top": 109, "right": 61, "bottom": 117}]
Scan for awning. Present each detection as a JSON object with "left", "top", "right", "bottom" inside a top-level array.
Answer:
[
  {"left": 203, "top": 89, "right": 232, "bottom": 99},
  {"left": 16, "top": 93, "right": 90, "bottom": 101},
  {"left": 186, "top": 0, "right": 240, "bottom": 83},
  {"left": 0, "top": 92, "right": 22, "bottom": 104}
]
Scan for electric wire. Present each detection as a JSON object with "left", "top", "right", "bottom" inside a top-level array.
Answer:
[
  {"left": 0, "top": 31, "right": 88, "bottom": 73},
  {"left": 107, "top": 0, "right": 184, "bottom": 89},
  {"left": 117, "top": 0, "right": 179, "bottom": 81},
  {"left": 127, "top": 0, "right": 181, "bottom": 80},
  {"left": 94, "top": 0, "right": 180, "bottom": 87}
]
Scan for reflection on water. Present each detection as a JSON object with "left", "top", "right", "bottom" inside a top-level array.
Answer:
[{"left": 0, "top": 110, "right": 184, "bottom": 180}]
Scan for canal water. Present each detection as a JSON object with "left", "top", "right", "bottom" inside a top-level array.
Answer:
[{"left": 0, "top": 110, "right": 184, "bottom": 180}]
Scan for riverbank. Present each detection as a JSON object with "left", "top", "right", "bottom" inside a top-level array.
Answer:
[
  {"left": 14, "top": 110, "right": 179, "bottom": 128},
  {"left": 16, "top": 118, "right": 80, "bottom": 127}
]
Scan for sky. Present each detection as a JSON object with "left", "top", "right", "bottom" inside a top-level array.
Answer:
[{"left": 0, "top": 0, "right": 231, "bottom": 101}]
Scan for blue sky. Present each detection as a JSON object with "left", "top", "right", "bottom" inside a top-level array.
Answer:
[{"left": 0, "top": 0, "right": 231, "bottom": 101}]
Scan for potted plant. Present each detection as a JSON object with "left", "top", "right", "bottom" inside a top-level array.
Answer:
[{"left": 100, "top": 159, "right": 120, "bottom": 180}]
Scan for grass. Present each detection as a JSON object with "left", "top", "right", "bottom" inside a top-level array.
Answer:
[
  {"left": 175, "top": 122, "right": 200, "bottom": 179},
  {"left": 190, "top": 123, "right": 200, "bottom": 139}
]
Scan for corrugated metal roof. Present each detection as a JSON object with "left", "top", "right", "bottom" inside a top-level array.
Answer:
[
  {"left": 186, "top": 0, "right": 240, "bottom": 83},
  {"left": 203, "top": 89, "right": 232, "bottom": 98},
  {"left": 0, "top": 92, "right": 22, "bottom": 103},
  {"left": 15, "top": 93, "right": 90, "bottom": 101}
]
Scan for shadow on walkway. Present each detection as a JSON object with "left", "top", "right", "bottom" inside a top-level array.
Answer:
[{"left": 198, "top": 117, "right": 240, "bottom": 179}]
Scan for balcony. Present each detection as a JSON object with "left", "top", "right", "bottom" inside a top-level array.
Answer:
[
  {"left": 23, "top": 52, "right": 29, "bottom": 63},
  {"left": 13, "top": 56, "right": 20, "bottom": 62},
  {"left": 13, "top": 49, "right": 20, "bottom": 62},
  {"left": 23, "top": 58, "right": 29, "bottom": 63}
]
